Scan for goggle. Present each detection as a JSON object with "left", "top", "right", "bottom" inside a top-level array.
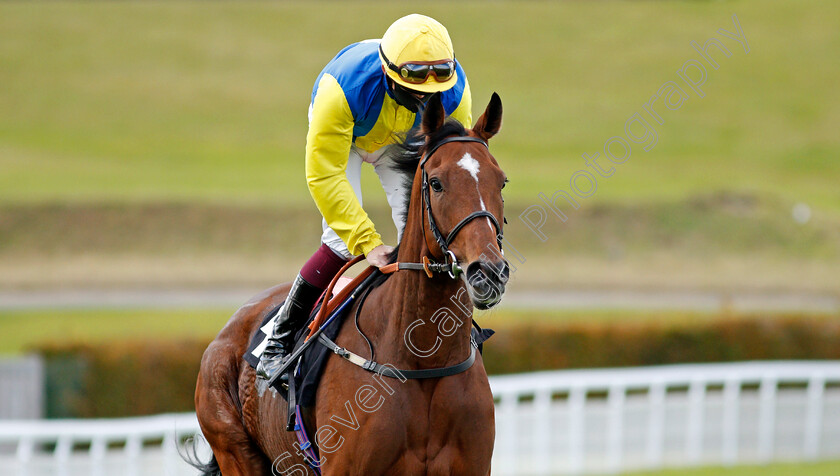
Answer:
[{"left": 380, "top": 45, "right": 455, "bottom": 85}]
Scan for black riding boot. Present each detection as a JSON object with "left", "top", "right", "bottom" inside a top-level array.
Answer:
[{"left": 256, "top": 274, "right": 323, "bottom": 382}]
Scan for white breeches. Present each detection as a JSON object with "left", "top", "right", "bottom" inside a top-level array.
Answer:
[{"left": 320, "top": 145, "right": 407, "bottom": 259}]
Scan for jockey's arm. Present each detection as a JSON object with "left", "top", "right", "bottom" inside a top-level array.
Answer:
[{"left": 305, "top": 74, "right": 384, "bottom": 257}]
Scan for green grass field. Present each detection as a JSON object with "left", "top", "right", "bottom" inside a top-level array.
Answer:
[
  {"left": 1, "top": 1, "right": 838, "bottom": 210},
  {"left": 0, "top": 308, "right": 234, "bottom": 355},
  {"left": 3, "top": 306, "right": 837, "bottom": 355},
  {"left": 1, "top": 1, "right": 838, "bottom": 292},
  {"left": 0, "top": 307, "right": 610, "bottom": 354},
  {"left": 0, "top": 306, "right": 725, "bottom": 355},
  {"left": 0, "top": 307, "right": 550, "bottom": 355}
]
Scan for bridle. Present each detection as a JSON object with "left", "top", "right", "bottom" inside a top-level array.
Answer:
[
  {"left": 419, "top": 135, "right": 504, "bottom": 278},
  {"left": 378, "top": 134, "right": 505, "bottom": 279}
]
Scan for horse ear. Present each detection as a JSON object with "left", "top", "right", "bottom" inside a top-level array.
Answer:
[
  {"left": 473, "top": 92, "right": 503, "bottom": 141},
  {"left": 421, "top": 93, "right": 445, "bottom": 136}
]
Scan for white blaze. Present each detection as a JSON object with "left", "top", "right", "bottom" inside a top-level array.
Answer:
[
  {"left": 457, "top": 153, "right": 481, "bottom": 182},
  {"left": 458, "top": 152, "right": 496, "bottom": 233}
]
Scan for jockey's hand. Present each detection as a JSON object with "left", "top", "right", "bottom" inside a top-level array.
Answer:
[{"left": 366, "top": 244, "right": 395, "bottom": 268}]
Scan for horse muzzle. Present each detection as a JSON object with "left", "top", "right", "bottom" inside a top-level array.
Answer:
[{"left": 463, "top": 259, "right": 510, "bottom": 310}]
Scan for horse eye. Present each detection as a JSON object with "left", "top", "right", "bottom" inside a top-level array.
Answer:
[{"left": 429, "top": 178, "right": 444, "bottom": 192}]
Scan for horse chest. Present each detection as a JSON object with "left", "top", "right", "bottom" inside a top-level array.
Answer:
[{"left": 315, "top": 372, "right": 494, "bottom": 475}]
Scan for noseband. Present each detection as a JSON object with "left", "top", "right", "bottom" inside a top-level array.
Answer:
[{"left": 420, "top": 135, "right": 504, "bottom": 277}]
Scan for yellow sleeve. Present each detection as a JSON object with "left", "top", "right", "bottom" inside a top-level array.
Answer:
[
  {"left": 305, "top": 74, "right": 384, "bottom": 257},
  {"left": 449, "top": 77, "right": 472, "bottom": 128}
]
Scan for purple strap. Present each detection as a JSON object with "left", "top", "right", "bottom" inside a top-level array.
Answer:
[{"left": 294, "top": 405, "right": 322, "bottom": 474}]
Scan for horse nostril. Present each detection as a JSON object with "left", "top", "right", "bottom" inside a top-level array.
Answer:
[
  {"left": 498, "top": 261, "right": 510, "bottom": 285},
  {"left": 480, "top": 261, "right": 508, "bottom": 285},
  {"left": 465, "top": 262, "right": 486, "bottom": 285},
  {"left": 465, "top": 260, "right": 507, "bottom": 307},
  {"left": 466, "top": 260, "right": 509, "bottom": 286}
]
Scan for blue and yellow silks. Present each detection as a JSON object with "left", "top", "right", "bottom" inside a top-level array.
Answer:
[{"left": 305, "top": 40, "right": 472, "bottom": 256}]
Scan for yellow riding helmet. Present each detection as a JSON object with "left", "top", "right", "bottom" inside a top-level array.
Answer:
[{"left": 379, "top": 14, "right": 458, "bottom": 94}]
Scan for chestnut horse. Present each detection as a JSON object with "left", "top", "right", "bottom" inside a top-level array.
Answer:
[{"left": 194, "top": 93, "right": 509, "bottom": 475}]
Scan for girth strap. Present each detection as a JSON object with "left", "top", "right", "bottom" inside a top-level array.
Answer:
[{"left": 317, "top": 333, "right": 477, "bottom": 380}]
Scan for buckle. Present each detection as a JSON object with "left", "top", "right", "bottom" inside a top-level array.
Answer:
[{"left": 445, "top": 250, "right": 462, "bottom": 279}]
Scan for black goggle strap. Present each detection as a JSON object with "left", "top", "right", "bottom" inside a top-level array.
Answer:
[{"left": 379, "top": 45, "right": 398, "bottom": 74}]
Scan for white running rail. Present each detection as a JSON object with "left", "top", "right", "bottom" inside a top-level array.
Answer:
[
  {"left": 0, "top": 361, "right": 839, "bottom": 475},
  {"left": 0, "top": 413, "right": 204, "bottom": 476},
  {"left": 491, "top": 360, "right": 840, "bottom": 475}
]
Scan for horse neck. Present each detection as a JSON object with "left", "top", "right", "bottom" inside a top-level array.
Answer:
[{"left": 375, "top": 184, "right": 474, "bottom": 368}]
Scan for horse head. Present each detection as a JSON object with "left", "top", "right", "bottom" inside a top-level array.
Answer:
[{"left": 415, "top": 92, "right": 510, "bottom": 309}]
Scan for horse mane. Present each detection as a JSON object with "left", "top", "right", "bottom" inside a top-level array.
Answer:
[{"left": 384, "top": 120, "right": 469, "bottom": 265}]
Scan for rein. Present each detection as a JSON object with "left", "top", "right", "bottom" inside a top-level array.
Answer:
[{"left": 383, "top": 135, "right": 504, "bottom": 279}]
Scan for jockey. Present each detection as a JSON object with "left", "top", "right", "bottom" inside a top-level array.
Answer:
[{"left": 257, "top": 14, "right": 472, "bottom": 381}]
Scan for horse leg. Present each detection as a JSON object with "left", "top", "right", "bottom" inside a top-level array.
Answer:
[
  {"left": 193, "top": 283, "right": 298, "bottom": 475},
  {"left": 213, "top": 446, "right": 270, "bottom": 476},
  {"left": 196, "top": 355, "right": 272, "bottom": 475}
]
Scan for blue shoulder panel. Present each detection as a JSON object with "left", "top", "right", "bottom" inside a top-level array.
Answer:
[
  {"left": 441, "top": 61, "right": 468, "bottom": 116},
  {"left": 311, "top": 41, "right": 387, "bottom": 139}
]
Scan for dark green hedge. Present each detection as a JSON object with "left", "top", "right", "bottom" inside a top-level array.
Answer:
[
  {"left": 38, "top": 340, "right": 206, "bottom": 418},
  {"left": 35, "top": 316, "right": 840, "bottom": 418},
  {"left": 481, "top": 316, "right": 840, "bottom": 374}
]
